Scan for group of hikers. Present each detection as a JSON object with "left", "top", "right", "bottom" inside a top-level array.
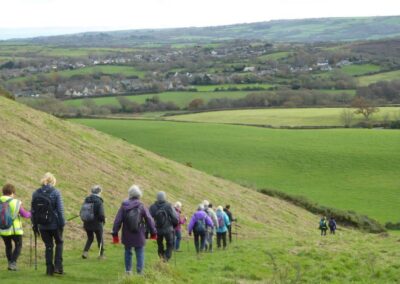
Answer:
[
  {"left": 0, "top": 172, "right": 236, "bottom": 276},
  {"left": 319, "top": 216, "right": 337, "bottom": 236}
]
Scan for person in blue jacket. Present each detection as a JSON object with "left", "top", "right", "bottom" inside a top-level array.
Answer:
[{"left": 215, "top": 206, "right": 230, "bottom": 249}]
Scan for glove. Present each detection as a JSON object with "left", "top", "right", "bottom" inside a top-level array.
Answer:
[
  {"left": 150, "top": 233, "right": 157, "bottom": 240},
  {"left": 112, "top": 235, "right": 120, "bottom": 244}
]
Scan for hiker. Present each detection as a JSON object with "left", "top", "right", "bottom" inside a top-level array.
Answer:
[
  {"left": 216, "top": 206, "right": 230, "bottom": 249},
  {"left": 224, "top": 205, "right": 235, "bottom": 243},
  {"left": 31, "top": 172, "right": 65, "bottom": 276},
  {"left": 112, "top": 185, "right": 157, "bottom": 275},
  {"left": 0, "top": 183, "right": 31, "bottom": 271},
  {"left": 149, "top": 191, "right": 178, "bottom": 261},
  {"left": 319, "top": 216, "right": 328, "bottom": 236},
  {"left": 203, "top": 200, "right": 218, "bottom": 252},
  {"left": 329, "top": 217, "right": 337, "bottom": 235},
  {"left": 174, "top": 201, "right": 187, "bottom": 252},
  {"left": 81, "top": 185, "right": 105, "bottom": 259},
  {"left": 188, "top": 204, "right": 213, "bottom": 253}
]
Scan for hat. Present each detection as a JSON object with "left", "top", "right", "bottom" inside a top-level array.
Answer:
[
  {"left": 128, "top": 185, "right": 142, "bottom": 199},
  {"left": 157, "top": 191, "right": 166, "bottom": 202},
  {"left": 217, "top": 205, "right": 223, "bottom": 211},
  {"left": 197, "top": 204, "right": 204, "bottom": 211},
  {"left": 203, "top": 200, "right": 209, "bottom": 207},
  {"left": 91, "top": 185, "right": 102, "bottom": 195},
  {"left": 175, "top": 201, "right": 182, "bottom": 209}
]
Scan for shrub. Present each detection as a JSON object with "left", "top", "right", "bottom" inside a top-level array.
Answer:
[{"left": 259, "top": 188, "right": 386, "bottom": 233}]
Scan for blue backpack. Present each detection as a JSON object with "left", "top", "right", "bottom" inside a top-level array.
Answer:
[
  {"left": 217, "top": 213, "right": 225, "bottom": 229},
  {"left": 0, "top": 199, "right": 14, "bottom": 230},
  {"left": 194, "top": 218, "right": 206, "bottom": 234}
]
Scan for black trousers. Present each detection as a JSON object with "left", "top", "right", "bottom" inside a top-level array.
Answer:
[
  {"left": 227, "top": 224, "right": 232, "bottom": 242},
  {"left": 84, "top": 228, "right": 104, "bottom": 255},
  {"left": 40, "top": 229, "right": 64, "bottom": 270},
  {"left": 157, "top": 231, "right": 174, "bottom": 261},
  {"left": 193, "top": 231, "right": 206, "bottom": 253},
  {"left": 217, "top": 232, "right": 227, "bottom": 248},
  {"left": 1, "top": 235, "right": 22, "bottom": 263}
]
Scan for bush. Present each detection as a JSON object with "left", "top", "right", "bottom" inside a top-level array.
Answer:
[
  {"left": 259, "top": 188, "right": 386, "bottom": 233},
  {"left": 385, "top": 222, "right": 400, "bottom": 230}
]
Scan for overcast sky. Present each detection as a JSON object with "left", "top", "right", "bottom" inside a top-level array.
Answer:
[{"left": 1, "top": 0, "right": 400, "bottom": 38}]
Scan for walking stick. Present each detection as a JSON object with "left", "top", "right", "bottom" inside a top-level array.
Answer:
[
  {"left": 99, "top": 231, "right": 104, "bottom": 258},
  {"left": 29, "top": 226, "right": 32, "bottom": 268},
  {"left": 34, "top": 231, "right": 38, "bottom": 271}
]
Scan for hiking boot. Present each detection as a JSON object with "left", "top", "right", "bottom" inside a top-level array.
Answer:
[
  {"left": 8, "top": 262, "right": 17, "bottom": 271},
  {"left": 46, "top": 265, "right": 54, "bottom": 276},
  {"left": 82, "top": 251, "right": 89, "bottom": 259},
  {"left": 98, "top": 255, "right": 106, "bottom": 260},
  {"left": 54, "top": 268, "right": 65, "bottom": 275},
  {"left": 126, "top": 271, "right": 132, "bottom": 276}
]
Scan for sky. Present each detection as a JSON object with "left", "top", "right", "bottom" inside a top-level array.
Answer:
[{"left": 1, "top": 0, "right": 400, "bottom": 39}]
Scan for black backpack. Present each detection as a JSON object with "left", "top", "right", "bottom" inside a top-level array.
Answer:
[
  {"left": 80, "top": 201, "right": 95, "bottom": 222},
  {"left": 155, "top": 207, "right": 170, "bottom": 230},
  {"left": 194, "top": 218, "right": 206, "bottom": 234},
  {"left": 32, "top": 191, "right": 54, "bottom": 225},
  {"left": 124, "top": 206, "right": 142, "bottom": 233}
]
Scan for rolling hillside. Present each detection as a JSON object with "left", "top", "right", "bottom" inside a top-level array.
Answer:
[
  {"left": 7, "top": 16, "right": 400, "bottom": 46},
  {"left": 2, "top": 97, "right": 400, "bottom": 282}
]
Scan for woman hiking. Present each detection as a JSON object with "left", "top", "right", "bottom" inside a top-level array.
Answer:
[
  {"left": 319, "top": 216, "right": 328, "bottom": 236},
  {"left": 31, "top": 173, "right": 65, "bottom": 276},
  {"left": 215, "top": 206, "right": 230, "bottom": 249},
  {"left": 174, "top": 201, "right": 187, "bottom": 252},
  {"left": 112, "top": 185, "right": 157, "bottom": 275},
  {"left": 187, "top": 204, "right": 213, "bottom": 253},
  {"left": 81, "top": 185, "right": 106, "bottom": 260},
  {"left": 0, "top": 183, "right": 31, "bottom": 271}
]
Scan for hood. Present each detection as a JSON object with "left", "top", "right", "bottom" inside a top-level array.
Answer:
[
  {"left": 194, "top": 210, "right": 207, "bottom": 219},
  {"left": 122, "top": 198, "right": 142, "bottom": 210},
  {"left": 85, "top": 194, "right": 103, "bottom": 203},
  {"left": 154, "top": 200, "right": 167, "bottom": 209},
  {"left": 39, "top": 184, "right": 55, "bottom": 194}
]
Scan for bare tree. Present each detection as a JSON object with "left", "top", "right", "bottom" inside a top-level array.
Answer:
[
  {"left": 351, "top": 97, "right": 379, "bottom": 120},
  {"left": 340, "top": 108, "right": 355, "bottom": 127}
]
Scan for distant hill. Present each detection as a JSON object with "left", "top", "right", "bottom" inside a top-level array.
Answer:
[{"left": 6, "top": 16, "right": 400, "bottom": 46}]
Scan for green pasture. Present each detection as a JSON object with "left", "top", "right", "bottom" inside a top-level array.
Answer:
[
  {"left": 358, "top": 70, "right": 400, "bottom": 86},
  {"left": 258, "top": 51, "right": 291, "bottom": 61},
  {"left": 192, "top": 83, "right": 274, "bottom": 92},
  {"left": 166, "top": 107, "right": 400, "bottom": 127},
  {"left": 64, "top": 91, "right": 258, "bottom": 108},
  {"left": 340, "top": 64, "right": 381, "bottom": 76},
  {"left": 73, "top": 119, "right": 400, "bottom": 223}
]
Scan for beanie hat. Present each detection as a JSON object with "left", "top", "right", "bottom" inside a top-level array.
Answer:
[
  {"left": 175, "top": 201, "right": 182, "bottom": 209},
  {"left": 91, "top": 185, "right": 102, "bottom": 195},
  {"left": 217, "top": 205, "right": 223, "bottom": 211},
  {"left": 157, "top": 191, "right": 166, "bottom": 202},
  {"left": 203, "top": 200, "right": 209, "bottom": 207},
  {"left": 197, "top": 204, "right": 204, "bottom": 211},
  {"left": 128, "top": 185, "right": 142, "bottom": 199}
]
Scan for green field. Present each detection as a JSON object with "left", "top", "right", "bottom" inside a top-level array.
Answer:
[
  {"left": 258, "top": 51, "right": 291, "bottom": 61},
  {"left": 64, "top": 91, "right": 260, "bottom": 108},
  {"left": 8, "top": 65, "right": 146, "bottom": 83},
  {"left": 73, "top": 119, "right": 400, "bottom": 223},
  {"left": 166, "top": 107, "right": 400, "bottom": 127},
  {"left": 340, "top": 64, "right": 381, "bottom": 76},
  {"left": 358, "top": 70, "right": 400, "bottom": 86},
  {"left": 192, "top": 83, "right": 274, "bottom": 92}
]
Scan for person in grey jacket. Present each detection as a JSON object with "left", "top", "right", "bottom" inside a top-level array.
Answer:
[
  {"left": 149, "top": 191, "right": 178, "bottom": 261},
  {"left": 31, "top": 173, "right": 65, "bottom": 276}
]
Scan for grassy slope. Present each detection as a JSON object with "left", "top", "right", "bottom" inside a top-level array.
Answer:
[
  {"left": 73, "top": 119, "right": 400, "bottom": 223},
  {"left": 2, "top": 97, "right": 400, "bottom": 283},
  {"left": 165, "top": 107, "right": 400, "bottom": 127},
  {"left": 340, "top": 64, "right": 381, "bottom": 76}
]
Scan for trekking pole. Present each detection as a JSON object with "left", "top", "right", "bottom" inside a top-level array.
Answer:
[
  {"left": 173, "top": 231, "right": 177, "bottom": 267},
  {"left": 29, "top": 226, "right": 32, "bottom": 268},
  {"left": 34, "top": 231, "right": 37, "bottom": 271},
  {"left": 67, "top": 215, "right": 80, "bottom": 222},
  {"left": 99, "top": 233, "right": 103, "bottom": 257}
]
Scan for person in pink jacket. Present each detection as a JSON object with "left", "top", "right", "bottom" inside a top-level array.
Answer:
[{"left": 173, "top": 201, "right": 187, "bottom": 252}]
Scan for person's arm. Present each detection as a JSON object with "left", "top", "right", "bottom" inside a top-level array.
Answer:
[
  {"left": 98, "top": 200, "right": 105, "bottom": 224},
  {"left": 206, "top": 215, "right": 214, "bottom": 228},
  {"left": 224, "top": 213, "right": 230, "bottom": 226},
  {"left": 56, "top": 191, "right": 65, "bottom": 228},
  {"left": 112, "top": 206, "right": 124, "bottom": 236},
  {"left": 169, "top": 205, "right": 179, "bottom": 227},
  {"left": 188, "top": 215, "right": 196, "bottom": 234},
  {"left": 143, "top": 206, "right": 157, "bottom": 235},
  {"left": 19, "top": 204, "right": 31, "bottom": 219}
]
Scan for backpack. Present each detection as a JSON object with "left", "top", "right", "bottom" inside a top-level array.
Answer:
[
  {"left": 0, "top": 199, "right": 14, "bottom": 230},
  {"left": 194, "top": 218, "right": 206, "bottom": 234},
  {"left": 329, "top": 219, "right": 336, "bottom": 228},
  {"left": 32, "top": 191, "right": 54, "bottom": 225},
  {"left": 124, "top": 206, "right": 142, "bottom": 233},
  {"left": 80, "top": 201, "right": 95, "bottom": 222},
  {"left": 319, "top": 219, "right": 327, "bottom": 229},
  {"left": 217, "top": 213, "right": 225, "bottom": 229},
  {"left": 155, "top": 207, "right": 170, "bottom": 230}
]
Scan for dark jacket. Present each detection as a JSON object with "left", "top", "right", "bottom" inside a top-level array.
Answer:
[
  {"left": 31, "top": 185, "right": 65, "bottom": 231},
  {"left": 83, "top": 194, "right": 105, "bottom": 231},
  {"left": 149, "top": 201, "right": 178, "bottom": 235},
  {"left": 223, "top": 208, "right": 233, "bottom": 223},
  {"left": 112, "top": 198, "right": 156, "bottom": 248}
]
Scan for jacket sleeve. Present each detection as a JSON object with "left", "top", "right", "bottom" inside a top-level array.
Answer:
[
  {"left": 206, "top": 215, "right": 214, "bottom": 228},
  {"left": 112, "top": 206, "right": 124, "bottom": 235},
  {"left": 98, "top": 200, "right": 105, "bottom": 223},
  {"left": 169, "top": 205, "right": 179, "bottom": 227},
  {"left": 188, "top": 215, "right": 196, "bottom": 233},
  {"left": 31, "top": 192, "right": 36, "bottom": 225},
  {"left": 149, "top": 204, "right": 155, "bottom": 218},
  {"left": 212, "top": 212, "right": 218, "bottom": 227},
  {"left": 19, "top": 205, "right": 32, "bottom": 218},
  {"left": 55, "top": 191, "right": 65, "bottom": 227},
  {"left": 224, "top": 212, "right": 230, "bottom": 226},
  {"left": 143, "top": 206, "right": 157, "bottom": 235}
]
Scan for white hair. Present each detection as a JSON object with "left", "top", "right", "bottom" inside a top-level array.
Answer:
[{"left": 128, "top": 184, "right": 142, "bottom": 199}]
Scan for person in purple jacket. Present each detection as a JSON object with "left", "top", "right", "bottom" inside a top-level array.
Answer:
[
  {"left": 188, "top": 204, "right": 213, "bottom": 253},
  {"left": 112, "top": 185, "right": 157, "bottom": 276}
]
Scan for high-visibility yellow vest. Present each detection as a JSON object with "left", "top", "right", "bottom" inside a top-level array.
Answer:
[{"left": 0, "top": 196, "right": 23, "bottom": 236}]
